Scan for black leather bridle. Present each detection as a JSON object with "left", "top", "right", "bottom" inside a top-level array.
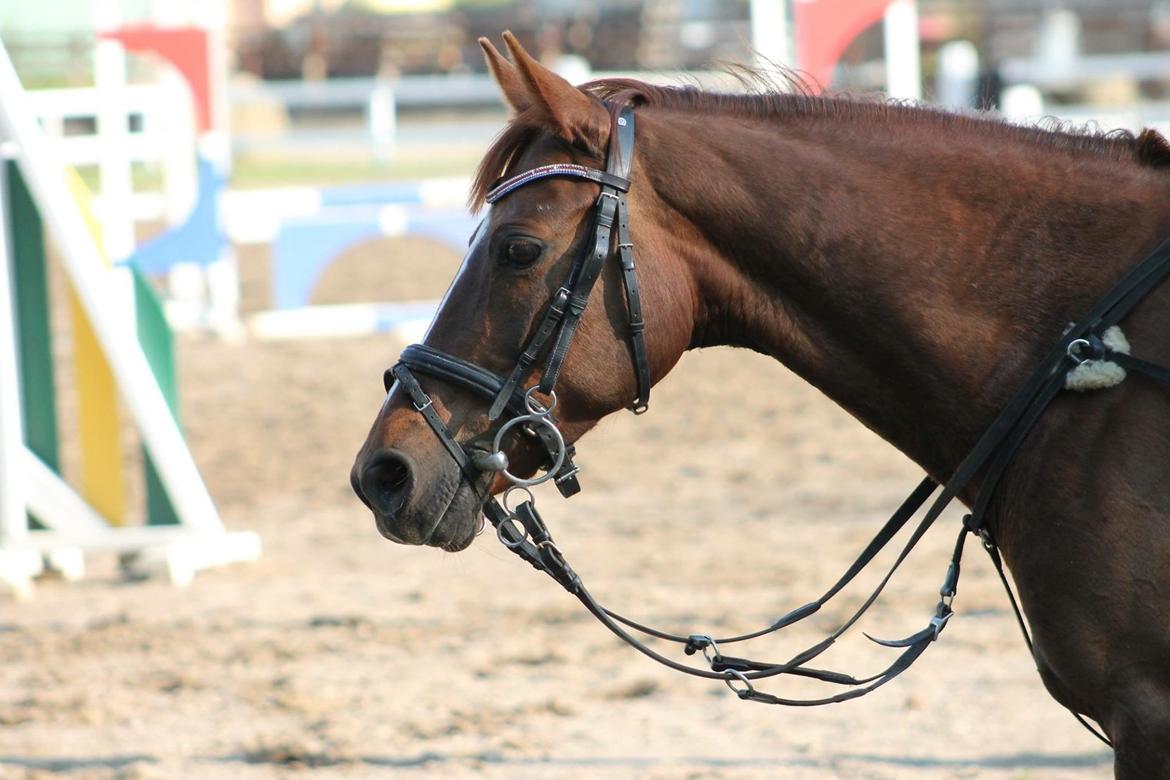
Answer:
[
  {"left": 383, "top": 102, "right": 1170, "bottom": 741},
  {"left": 387, "top": 104, "right": 646, "bottom": 503}
]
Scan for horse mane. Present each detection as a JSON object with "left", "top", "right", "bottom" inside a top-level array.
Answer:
[{"left": 471, "top": 73, "right": 1170, "bottom": 210}]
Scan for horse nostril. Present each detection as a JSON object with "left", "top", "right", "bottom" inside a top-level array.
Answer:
[
  {"left": 350, "top": 467, "right": 373, "bottom": 510},
  {"left": 359, "top": 451, "right": 415, "bottom": 518}
]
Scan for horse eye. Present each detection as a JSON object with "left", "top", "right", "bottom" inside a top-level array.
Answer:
[{"left": 503, "top": 239, "right": 543, "bottom": 268}]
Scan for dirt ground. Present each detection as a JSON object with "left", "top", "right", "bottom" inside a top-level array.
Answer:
[{"left": 1, "top": 236, "right": 1115, "bottom": 779}]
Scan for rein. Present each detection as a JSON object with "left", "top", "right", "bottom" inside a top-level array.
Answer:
[{"left": 385, "top": 103, "right": 1170, "bottom": 743}]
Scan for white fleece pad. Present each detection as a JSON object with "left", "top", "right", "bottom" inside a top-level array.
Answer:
[{"left": 1065, "top": 326, "right": 1130, "bottom": 392}]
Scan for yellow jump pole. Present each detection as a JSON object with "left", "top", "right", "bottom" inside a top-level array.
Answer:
[{"left": 66, "top": 170, "right": 126, "bottom": 525}]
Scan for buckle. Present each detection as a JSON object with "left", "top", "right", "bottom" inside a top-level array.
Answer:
[{"left": 930, "top": 610, "right": 952, "bottom": 639}]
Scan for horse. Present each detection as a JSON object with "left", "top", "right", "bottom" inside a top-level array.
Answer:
[{"left": 351, "top": 32, "right": 1170, "bottom": 776}]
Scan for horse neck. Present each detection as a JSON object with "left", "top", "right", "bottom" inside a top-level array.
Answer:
[{"left": 639, "top": 105, "right": 1170, "bottom": 480}]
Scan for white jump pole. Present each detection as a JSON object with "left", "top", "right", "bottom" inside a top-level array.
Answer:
[
  {"left": 750, "top": 0, "right": 792, "bottom": 69},
  {"left": 0, "top": 155, "right": 42, "bottom": 597},
  {"left": 0, "top": 158, "right": 26, "bottom": 548},
  {"left": 884, "top": 0, "right": 922, "bottom": 101},
  {"left": 94, "top": 0, "right": 137, "bottom": 264},
  {"left": 0, "top": 41, "right": 225, "bottom": 537}
]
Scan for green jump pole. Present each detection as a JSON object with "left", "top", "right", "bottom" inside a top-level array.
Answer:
[
  {"left": 133, "top": 267, "right": 180, "bottom": 526},
  {"left": 7, "top": 161, "right": 58, "bottom": 530}
]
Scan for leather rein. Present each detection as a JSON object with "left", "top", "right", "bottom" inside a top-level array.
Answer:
[{"left": 385, "top": 104, "right": 1170, "bottom": 741}]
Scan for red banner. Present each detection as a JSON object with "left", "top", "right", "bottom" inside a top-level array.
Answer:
[
  {"left": 795, "top": 0, "right": 892, "bottom": 91},
  {"left": 102, "top": 26, "right": 212, "bottom": 133}
]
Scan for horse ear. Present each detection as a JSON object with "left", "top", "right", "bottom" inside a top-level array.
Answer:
[
  {"left": 479, "top": 37, "right": 530, "bottom": 114},
  {"left": 501, "top": 30, "right": 610, "bottom": 156}
]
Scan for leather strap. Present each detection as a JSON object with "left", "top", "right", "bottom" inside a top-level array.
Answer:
[
  {"left": 392, "top": 364, "right": 480, "bottom": 488},
  {"left": 1108, "top": 350, "right": 1170, "bottom": 388},
  {"left": 539, "top": 188, "right": 620, "bottom": 392},
  {"left": 488, "top": 287, "right": 571, "bottom": 420},
  {"left": 395, "top": 343, "right": 527, "bottom": 417},
  {"left": 537, "top": 107, "right": 639, "bottom": 396},
  {"left": 479, "top": 237, "right": 1170, "bottom": 718},
  {"left": 616, "top": 191, "right": 651, "bottom": 412}
]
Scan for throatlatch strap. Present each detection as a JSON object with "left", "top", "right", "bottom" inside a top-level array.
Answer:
[{"left": 616, "top": 192, "right": 650, "bottom": 412}]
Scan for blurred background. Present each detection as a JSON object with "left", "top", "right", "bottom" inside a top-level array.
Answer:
[
  {"left": 3, "top": 0, "right": 1169, "bottom": 342},
  {"left": 7, "top": 0, "right": 1170, "bottom": 197},
  {"left": 0, "top": 1, "right": 1164, "bottom": 777}
]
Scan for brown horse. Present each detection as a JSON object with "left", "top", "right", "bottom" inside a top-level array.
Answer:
[{"left": 352, "top": 33, "right": 1170, "bottom": 776}]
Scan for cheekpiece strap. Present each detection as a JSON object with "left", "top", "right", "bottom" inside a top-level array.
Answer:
[{"left": 485, "top": 163, "right": 630, "bottom": 204}]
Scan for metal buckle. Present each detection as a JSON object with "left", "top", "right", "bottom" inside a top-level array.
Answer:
[
  {"left": 723, "top": 669, "right": 755, "bottom": 699},
  {"left": 413, "top": 396, "right": 433, "bottom": 412},
  {"left": 553, "top": 464, "right": 581, "bottom": 485},
  {"left": 502, "top": 486, "right": 535, "bottom": 515},
  {"left": 497, "top": 518, "right": 528, "bottom": 549},
  {"left": 684, "top": 634, "right": 725, "bottom": 667}
]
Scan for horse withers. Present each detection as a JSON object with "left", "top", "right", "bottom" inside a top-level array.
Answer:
[{"left": 352, "top": 32, "right": 1170, "bottom": 776}]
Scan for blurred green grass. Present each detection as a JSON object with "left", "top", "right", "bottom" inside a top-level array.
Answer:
[
  {"left": 229, "top": 153, "right": 482, "bottom": 188},
  {"left": 72, "top": 153, "right": 481, "bottom": 193}
]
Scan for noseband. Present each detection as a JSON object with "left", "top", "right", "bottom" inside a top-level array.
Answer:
[{"left": 382, "top": 101, "right": 1170, "bottom": 737}]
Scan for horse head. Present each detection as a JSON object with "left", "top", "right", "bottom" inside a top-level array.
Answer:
[{"left": 351, "top": 33, "right": 694, "bottom": 550}]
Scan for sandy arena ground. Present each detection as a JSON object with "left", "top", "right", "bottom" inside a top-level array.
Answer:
[{"left": 1, "top": 236, "right": 1115, "bottom": 779}]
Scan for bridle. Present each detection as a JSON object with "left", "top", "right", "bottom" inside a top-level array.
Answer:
[
  {"left": 384, "top": 101, "right": 1170, "bottom": 742},
  {"left": 388, "top": 104, "right": 646, "bottom": 504}
]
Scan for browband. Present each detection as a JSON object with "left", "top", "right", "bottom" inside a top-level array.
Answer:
[{"left": 485, "top": 163, "right": 631, "bottom": 204}]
